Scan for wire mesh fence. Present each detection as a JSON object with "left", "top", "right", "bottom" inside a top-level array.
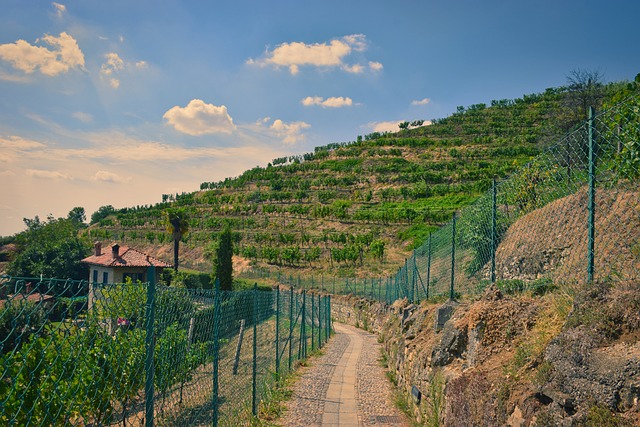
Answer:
[
  {"left": 243, "top": 92, "right": 640, "bottom": 302},
  {"left": 0, "top": 274, "right": 331, "bottom": 426}
]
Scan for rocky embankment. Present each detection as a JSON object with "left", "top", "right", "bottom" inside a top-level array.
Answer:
[{"left": 332, "top": 282, "right": 640, "bottom": 426}]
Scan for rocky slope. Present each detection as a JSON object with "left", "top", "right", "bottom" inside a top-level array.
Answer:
[{"left": 332, "top": 281, "right": 640, "bottom": 426}]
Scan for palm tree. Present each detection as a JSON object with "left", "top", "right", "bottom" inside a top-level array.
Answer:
[{"left": 164, "top": 208, "right": 189, "bottom": 272}]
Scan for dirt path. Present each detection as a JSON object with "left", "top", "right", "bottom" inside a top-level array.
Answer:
[{"left": 278, "top": 323, "right": 410, "bottom": 427}]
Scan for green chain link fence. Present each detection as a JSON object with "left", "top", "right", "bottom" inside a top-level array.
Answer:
[
  {"left": 0, "top": 274, "right": 331, "bottom": 426},
  {"left": 243, "top": 92, "right": 640, "bottom": 302},
  {"left": 2, "top": 91, "right": 638, "bottom": 426}
]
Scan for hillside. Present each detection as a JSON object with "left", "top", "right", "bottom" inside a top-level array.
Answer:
[{"left": 82, "top": 79, "right": 632, "bottom": 279}]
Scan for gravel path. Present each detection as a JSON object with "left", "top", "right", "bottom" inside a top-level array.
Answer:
[{"left": 278, "top": 323, "right": 409, "bottom": 427}]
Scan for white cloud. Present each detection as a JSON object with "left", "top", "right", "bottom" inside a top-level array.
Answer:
[
  {"left": 269, "top": 119, "right": 310, "bottom": 144},
  {"left": 342, "top": 34, "right": 367, "bottom": 52},
  {"left": 342, "top": 64, "right": 364, "bottom": 74},
  {"left": 72, "top": 111, "right": 93, "bottom": 123},
  {"left": 135, "top": 60, "right": 148, "bottom": 69},
  {"left": 411, "top": 98, "right": 431, "bottom": 106},
  {"left": 0, "top": 135, "right": 47, "bottom": 151},
  {"left": 100, "top": 52, "right": 124, "bottom": 88},
  {"left": 0, "top": 170, "right": 16, "bottom": 177},
  {"left": 163, "top": 99, "right": 236, "bottom": 136},
  {"left": 0, "top": 32, "right": 84, "bottom": 76},
  {"left": 248, "top": 34, "right": 380, "bottom": 75},
  {"left": 301, "top": 96, "right": 353, "bottom": 108},
  {"left": 92, "top": 170, "right": 129, "bottom": 183},
  {"left": 370, "top": 121, "right": 401, "bottom": 133},
  {"left": 369, "top": 61, "right": 383, "bottom": 72},
  {"left": 52, "top": 2, "right": 66, "bottom": 18},
  {"left": 26, "top": 169, "right": 71, "bottom": 180}
]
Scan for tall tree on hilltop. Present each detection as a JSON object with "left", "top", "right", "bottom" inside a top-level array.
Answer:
[
  {"left": 215, "top": 225, "right": 233, "bottom": 291},
  {"left": 164, "top": 208, "right": 189, "bottom": 272},
  {"left": 8, "top": 214, "right": 91, "bottom": 281}
]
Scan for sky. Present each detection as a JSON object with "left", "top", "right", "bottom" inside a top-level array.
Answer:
[{"left": 1, "top": 0, "right": 639, "bottom": 236}]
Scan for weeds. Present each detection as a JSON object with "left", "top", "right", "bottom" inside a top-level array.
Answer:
[{"left": 424, "top": 369, "right": 445, "bottom": 427}]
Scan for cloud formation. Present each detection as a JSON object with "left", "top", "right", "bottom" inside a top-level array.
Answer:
[
  {"left": 411, "top": 98, "right": 431, "bottom": 106},
  {"left": 163, "top": 99, "right": 236, "bottom": 136},
  {"left": 248, "top": 34, "right": 380, "bottom": 75},
  {"left": 26, "top": 169, "right": 71, "bottom": 180},
  {"left": 100, "top": 52, "right": 124, "bottom": 88},
  {"left": 269, "top": 119, "right": 310, "bottom": 144},
  {"left": 0, "top": 32, "right": 84, "bottom": 76},
  {"left": 92, "top": 170, "right": 129, "bottom": 183},
  {"left": 369, "top": 121, "right": 401, "bottom": 133},
  {"left": 301, "top": 96, "right": 353, "bottom": 108},
  {"left": 52, "top": 2, "right": 66, "bottom": 18}
]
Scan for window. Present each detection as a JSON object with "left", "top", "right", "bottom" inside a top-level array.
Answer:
[
  {"left": 92, "top": 269, "right": 98, "bottom": 283},
  {"left": 102, "top": 272, "right": 108, "bottom": 284},
  {"left": 123, "top": 272, "right": 145, "bottom": 283}
]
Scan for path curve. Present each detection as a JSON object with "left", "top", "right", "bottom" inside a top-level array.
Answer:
[{"left": 279, "top": 323, "right": 410, "bottom": 427}]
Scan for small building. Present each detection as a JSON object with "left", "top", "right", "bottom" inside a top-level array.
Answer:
[{"left": 82, "top": 242, "right": 171, "bottom": 285}]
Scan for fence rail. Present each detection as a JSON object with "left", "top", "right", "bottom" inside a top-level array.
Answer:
[
  {"left": 243, "top": 93, "right": 640, "bottom": 302},
  {"left": 0, "top": 273, "right": 331, "bottom": 426}
]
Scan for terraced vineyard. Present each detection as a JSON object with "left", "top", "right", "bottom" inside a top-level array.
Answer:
[{"left": 83, "top": 80, "right": 631, "bottom": 278}]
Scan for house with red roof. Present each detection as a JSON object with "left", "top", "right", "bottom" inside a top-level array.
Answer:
[{"left": 82, "top": 242, "right": 172, "bottom": 285}]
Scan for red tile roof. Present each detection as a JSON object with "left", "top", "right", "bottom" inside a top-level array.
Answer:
[
  {"left": 1, "top": 292, "right": 55, "bottom": 308},
  {"left": 82, "top": 244, "right": 172, "bottom": 268}
]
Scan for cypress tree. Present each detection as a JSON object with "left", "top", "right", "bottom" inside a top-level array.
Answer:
[{"left": 215, "top": 226, "right": 234, "bottom": 291}]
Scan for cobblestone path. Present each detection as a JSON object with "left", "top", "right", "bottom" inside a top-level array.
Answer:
[{"left": 278, "top": 323, "right": 410, "bottom": 427}]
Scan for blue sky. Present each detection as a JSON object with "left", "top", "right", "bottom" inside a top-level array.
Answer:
[{"left": 1, "top": 0, "right": 639, "bottom": 236}]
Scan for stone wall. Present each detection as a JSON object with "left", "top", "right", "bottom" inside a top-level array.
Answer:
[{"left": 330, "top": 285, "right": 640, "bottom": 426}]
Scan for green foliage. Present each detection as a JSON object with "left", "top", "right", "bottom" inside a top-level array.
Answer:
[
  {"left": 215, "top": 226, "right": 234, "bottom": 290},
  {"left": 90, "top": 204, "right": 116, "bottom": 224},
  {"left": 0, "top": 298, "right": 46, "bottom": 354},
  {"left": 8, "top": 215, "right": 91, "bottom": 280},
  {"left": 491, "top": 278, "right": 555, "bottom": 296},
  {"left": 370, "top": 239, "right": 385, "bottom": 260}
]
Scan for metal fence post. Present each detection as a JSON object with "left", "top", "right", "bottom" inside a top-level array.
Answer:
[
  {"left": 327, "top": 295, "right": 331, "bottom": 339},
  {"left": 317, "top": 293, "right": 322, "bottom": 348},
  {"left": 450, "top": 212, "right": 457, "bottom": 300},
  {"left": 288, "top": 287, "right": 294, "bottom": 372},
  {"left": 588, "top": 106, "right": 596, "bottom": 284},
  {"left": 301, "top": 290, "right": 307, "bottom": 359},
  {"left": 426, "top": 233, "right": 432, "bottom": 300},
  {"left": 311, "top": 291, "right": 315, "bottom": 351},
  {"left": 275, "top": 285, "right": 280, "bottom": 375},
  {"left": 145, "top": 266, "right": 156, "bottom": 427},
  {"left": 212, "top": 278, "right": 221, "bottom": 427},
  {"left": 491, "top": 178, "right": 497, "bottom": 284},
  {"left": 252, "top": 283, "right": 258, "bottom": 416}
]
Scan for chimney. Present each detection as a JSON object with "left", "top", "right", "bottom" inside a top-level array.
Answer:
[
  {"left": 112, "top": 244, "right": 120, "bottom": 258},
  {"left": 94, "top": 241, "right": 102, "bottom": 256}
]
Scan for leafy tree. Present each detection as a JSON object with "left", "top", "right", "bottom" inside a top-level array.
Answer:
[
  {"left": 215, "top": 226, "right": 234, "bottom": 290},
  {"left": 398, "top": 121, "right": 410, "bottom": 130},
  {"left": 90, "top": 205, "right": 116, "bottom": 225},
  {"left": 7, "top": 216, "right": 91, "bottom": 280},
  {"left": 67, "top": 206, "right": 86, "bottom": 226},
  {"left": 164, "top": 208, "right": 189, "bottom": 272}
]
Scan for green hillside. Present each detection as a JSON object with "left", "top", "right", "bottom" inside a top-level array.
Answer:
[{"left": 83, "top": 76, "right": 635, "bottom": 278}]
